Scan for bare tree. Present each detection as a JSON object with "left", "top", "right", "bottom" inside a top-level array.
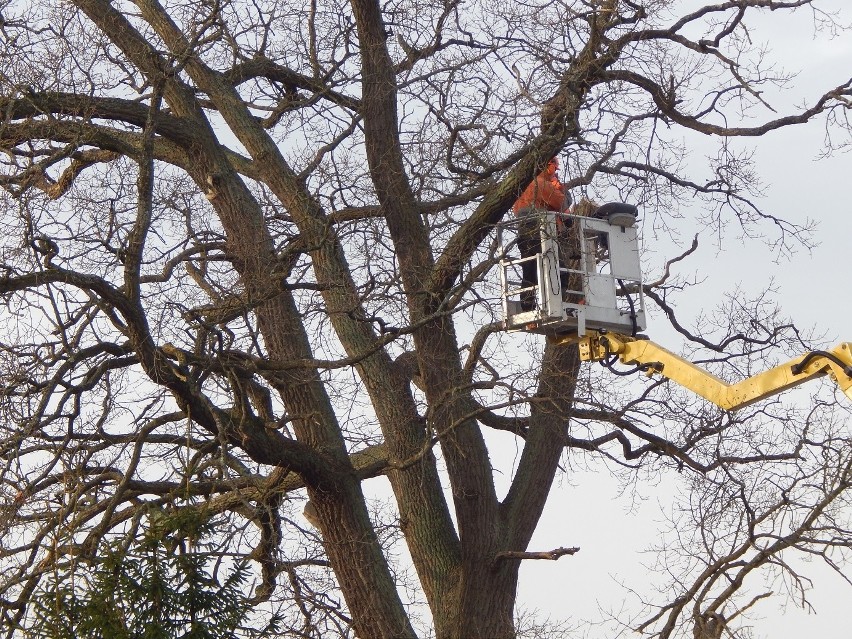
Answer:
[{"left": 1, "top": 0, "right": 851, "bottom": 637}]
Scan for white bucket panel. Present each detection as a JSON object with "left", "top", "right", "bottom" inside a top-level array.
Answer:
[
  {"left": 608, "top": 225, "right": 642, "bottom": 280},
  {"left": 585, "top": 272, "right": 617, "bottom": 309}
]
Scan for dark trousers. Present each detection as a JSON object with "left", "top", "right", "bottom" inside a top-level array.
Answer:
[{"left": 516, "top": 214, "right": 541, "bottom": 309}]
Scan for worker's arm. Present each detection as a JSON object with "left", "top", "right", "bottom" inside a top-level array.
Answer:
[{"left": 535, "top": 176, "right": 566, "bottom": 211}]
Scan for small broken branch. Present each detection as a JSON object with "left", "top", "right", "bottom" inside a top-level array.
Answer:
[{"left": 495, "top": 546, "right": 580, "bottom": 562}]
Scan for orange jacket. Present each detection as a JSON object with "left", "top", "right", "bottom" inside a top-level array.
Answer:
[{"left": 512, "top": 171, "right": 566, "bottom": 214}]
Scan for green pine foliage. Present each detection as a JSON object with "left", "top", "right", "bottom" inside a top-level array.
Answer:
[{"left": 27, "top": 507, "right": 280, "bottom": 639}]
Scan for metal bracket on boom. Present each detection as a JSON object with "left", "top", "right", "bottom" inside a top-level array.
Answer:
[{"left": 558, "top": 331, "right": 852, "bottom": 410}]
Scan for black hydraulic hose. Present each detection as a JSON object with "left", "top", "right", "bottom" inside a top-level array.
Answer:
[
  {"left": 600, "top": 339, "right": 637, "bottom": 375},
  {"left": 602, "top": 360, "right": 650, "bottom": 376},
  {"left": 549, "top": 254, "right": 562, "bottom": 297},
  {"left": 598, "top": 335, "right": 659, "bottom": 376},
  {"left": 791, "top": 350, "right": 852, "bottom": 378},
  {"left": 618, "top": 279, "right": 638, "bottom": 337}
]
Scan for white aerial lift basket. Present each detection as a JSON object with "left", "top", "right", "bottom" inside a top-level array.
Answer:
[{"left": 497, "top": 207, "right": 646, "bottom": 336}]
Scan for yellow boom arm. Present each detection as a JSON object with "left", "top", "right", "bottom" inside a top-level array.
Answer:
[{"left": 572, "top": 332, "right": 852, "bottom": 410}]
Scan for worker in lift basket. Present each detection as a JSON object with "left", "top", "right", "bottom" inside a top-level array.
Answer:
[{"left": 512, "top": 156, "right": 572, "bottom": 311}]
